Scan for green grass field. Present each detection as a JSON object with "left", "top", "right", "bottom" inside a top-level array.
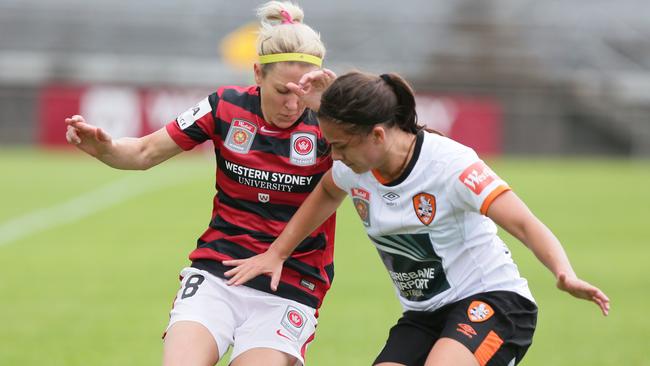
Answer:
[{"left": 1, "top": 148, "right": 648, "bottom": 365}]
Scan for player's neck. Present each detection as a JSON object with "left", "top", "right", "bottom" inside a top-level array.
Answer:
[{"left": 372, "top": 132, "right": 417, "bottom": 183}]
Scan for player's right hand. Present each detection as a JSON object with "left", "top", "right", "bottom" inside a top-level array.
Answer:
[
  {"left": 65, "top": 115, "right": 114, "bottom": 157},
  {"left": 223, "top": 250, "right": 285, "bottom": 291}
]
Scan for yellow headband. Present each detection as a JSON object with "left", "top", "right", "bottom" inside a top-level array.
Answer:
[{"left": 259, "top": 53, "right": 323, "bottom": 67}]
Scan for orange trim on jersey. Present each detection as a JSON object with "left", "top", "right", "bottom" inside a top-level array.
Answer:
[
  {"left": 474, "top": 330, "right": 504, "bottom": 366},
  {"left": 371, "top": 169, "right": 390, "bottom": 185},
  {"left": 480, "top": 185, "right": 511, "bottom": 215}
]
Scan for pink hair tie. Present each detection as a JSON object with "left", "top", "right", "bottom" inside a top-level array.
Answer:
[{"left": 280, "top": 10, "right": 294, "bottom": 24}]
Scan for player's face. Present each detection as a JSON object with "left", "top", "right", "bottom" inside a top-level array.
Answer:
[
  {"left": 255, "top": 62, "right": 319, "bottom": 129},
  {"left": 319, "top": 118, "right": 387, "bottom": 173}
]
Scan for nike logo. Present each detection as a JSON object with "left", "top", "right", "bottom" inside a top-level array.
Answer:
[
  {"left": 276, "top": 329, "right": 293, "bottom": 340},
  {"left": 260, "top": 126, "right": 281, "bottom": 134}
]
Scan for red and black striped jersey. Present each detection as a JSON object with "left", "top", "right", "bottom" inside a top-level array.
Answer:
[{"left": 165, "top": 85, "right": 335, "bottom": 309}]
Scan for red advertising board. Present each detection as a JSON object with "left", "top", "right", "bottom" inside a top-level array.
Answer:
[{"left": 39, "top": 85, "right": 502, "bottom": 155}]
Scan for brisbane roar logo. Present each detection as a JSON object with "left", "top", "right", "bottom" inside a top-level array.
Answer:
[
  {"left": 467, "top": 301, "right": 495, "bottom": 323},
  {"left": 412, "top": 193, "right": 436, "bottom": 225}
]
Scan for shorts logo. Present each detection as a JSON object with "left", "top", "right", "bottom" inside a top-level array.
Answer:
[
  {"left": 467, "top": 301, "right": 495, "bottom": 322},
  {"left": 258, "top": 193, "right": 270, "bottom": 203},
  {"left": 456, "top": 323, "right": 477, "bottom": 338},
  {"left": 300, "top": 278, "right": 315, "bottom": 291},
  {"left": 280, "top": 305, "right": 307, "bottom": 340},
  {"left": 225, "top": 119, "right": 256, "bottom": 154},
  {"left": 459, "top": 161, "right": 497, "bottom": 195},
  {"left": 351, "top": 188, "right": 371, "bottom": 227},
  {"left": 412, "top": 193, "right": 436, "bottom": 225},
  {"left": 290, "top": 132, "right": 316, "bottom": 166},
  {"left": 288, "top": 310, "right": 304, "bottom": 328}
]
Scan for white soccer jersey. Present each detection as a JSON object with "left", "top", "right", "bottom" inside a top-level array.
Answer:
[{"left": 332, "top": 131, "right": 534, "bottom": 312}]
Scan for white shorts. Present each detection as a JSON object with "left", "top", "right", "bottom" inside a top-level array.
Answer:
[{"left": 166, "top": 267, "right": 318, "bottom": 365}]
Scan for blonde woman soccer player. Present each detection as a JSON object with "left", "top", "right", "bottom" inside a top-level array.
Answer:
[
  {"left": 65, "top": 2, "right": 338, "bottom": 365},
  {"left": 225, "top": 71, "right": 610, "bottom": 366}
]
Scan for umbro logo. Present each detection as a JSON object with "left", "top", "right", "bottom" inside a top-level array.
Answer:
[{"left": 382, "top": 192, "right": 400, "bottom": 201}]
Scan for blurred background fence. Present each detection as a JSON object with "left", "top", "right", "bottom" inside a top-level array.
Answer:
[{"left": 1, "top": 0, "right": 649, "bottom": 156}]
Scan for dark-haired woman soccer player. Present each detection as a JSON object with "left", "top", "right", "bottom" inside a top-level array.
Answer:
[
  {"left": 224, "top": 71, "right": 610, "bottom": 366},
  {"left": 65, "top": 2, "right": 337, "bottom": 365}
]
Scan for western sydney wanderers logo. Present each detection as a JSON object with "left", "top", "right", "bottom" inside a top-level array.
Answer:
[
  {"left": 412, "top": 192, "right": 436, "bottom": 225},
  {"left": 351, "top": 187, "right": 371, "bottom": 227},
  {"left": 225, "top": 119, "right": 257, "bottom": 154},
  {"left": 467, "top": 301, "right": 495, "bottom": 323},
  {"left": 290, "top": 132, "right": 316, "bottom": 166},
  {"left": 278, "top": 305, "right": 307, "bottom": 340}
]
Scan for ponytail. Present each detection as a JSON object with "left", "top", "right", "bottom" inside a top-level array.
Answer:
[{"left": 379, "top": 73, "right": 422, "bottom": 134}]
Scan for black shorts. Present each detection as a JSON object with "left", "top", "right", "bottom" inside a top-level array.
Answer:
[{"left": 373, "top": 291, "right": 537, "bottom": 366}]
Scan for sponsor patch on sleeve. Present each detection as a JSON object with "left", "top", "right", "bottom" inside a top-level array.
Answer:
[
  {"left": 176, "top": 97, "right": 212, "bottom": 130},
  {"left": 459, "top": 161, "right": 498, "bottom": 195}
]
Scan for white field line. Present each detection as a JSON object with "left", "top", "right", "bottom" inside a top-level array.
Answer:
[{"left": 0, "top": 171, "right": 191, "bottom": 247}]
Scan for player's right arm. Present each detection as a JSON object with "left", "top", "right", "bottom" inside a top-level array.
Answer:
[
  {"left": 65, "top": 115, "right": 182, "bottom": 170},
  {"left": 223, "top": 170, "right": 347, "bottom": 290}
]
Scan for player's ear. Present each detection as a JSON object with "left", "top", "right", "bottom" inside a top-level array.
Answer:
[
  {"left": 254, "top": 63, "right": 263, "bottom": 85},
  {"left": 371, "top": 125, "right": 386, "bottom": 145}
]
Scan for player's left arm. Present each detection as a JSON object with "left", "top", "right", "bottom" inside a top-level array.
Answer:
[{"left": 487, "top": 190, "right": 610, "bottom": 316}]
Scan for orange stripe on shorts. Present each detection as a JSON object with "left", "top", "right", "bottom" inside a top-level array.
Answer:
[{"left": 474, "top": 330, "right": 504, "bottom": 366}]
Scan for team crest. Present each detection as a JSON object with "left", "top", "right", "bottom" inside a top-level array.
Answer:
[
  {"left": 351, "top": 188, "right": 371, "bottom": 227},
  {"left": 412, "top": 193, "right": 436, "bottom": 225},
  {"left": 224, "top": 119, "right": 257, "bottom": 154},
  {"left": 290, "top": 132, "right": 316, "bottom": 166},
  {"left": 467, "top": 301, "right": 495, "bottom": 323},
  {"left": 279, "top": 305, "right": 307, "bottom": 340}
]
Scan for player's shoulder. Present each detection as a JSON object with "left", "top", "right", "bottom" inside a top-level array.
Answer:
[
  {"left": 216, "top": 85, "right": 258, "bottom": 98},
  {"left": 421, "top": 131, "right": 478, "bottom": 166}
]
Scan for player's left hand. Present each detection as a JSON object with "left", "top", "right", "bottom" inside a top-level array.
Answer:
[
  {"left": 223, "top": 250, "right": 285, "bottom": 291},
  {"left": 556, "top": 272, "right": 610, "bottom": 316},
  {"left": 287, "top": 68, "right": 336, "bottom": 111}
]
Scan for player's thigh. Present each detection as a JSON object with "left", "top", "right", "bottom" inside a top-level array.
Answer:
[
  {"left": 438, "top": 291, "right": 537, "bottom": 366},
  {"left": 163, "top": 320, "right": 219, "bottom": 366},
  {"left": 424, "top": 337, "right": 479, "bottom": 366},
  {"left": 230, "top": 293, "right": 318, "bottom": 366},
  {"left": 230, "top": 347, "right": 296, "bottom": 366},
  {"left": 165, "top": 268, "right": 240, "bottom": 361}
]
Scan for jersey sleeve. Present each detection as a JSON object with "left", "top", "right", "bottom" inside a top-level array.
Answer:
[
  {"left": 165, "top": 93, "right": 219, "bottom": 151},
  {"left": 331, "top": 160, "right": 355, "bottom": 192},
  {"left": 446, "top": 151, "right": 511, "bottom": 215}
]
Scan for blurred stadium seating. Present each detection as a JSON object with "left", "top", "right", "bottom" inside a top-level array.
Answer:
[{"left": 1, "top": 0, "right": 648, "bottom": 155}]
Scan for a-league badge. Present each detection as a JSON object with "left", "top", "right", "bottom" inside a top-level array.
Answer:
[
  {"left": 290, "top": 132, "right": 316, "bottom": 166},
  {"left": 351, "top": 187, "right": 371, "bottom": 227},
  {"left": 225, "top": 119, "right": 256, "bottom": 154},
  {"left": 413, "top": 192, "right": 436, "bottom": 225}
]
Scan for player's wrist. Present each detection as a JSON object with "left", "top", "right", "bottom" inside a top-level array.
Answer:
[{"left": 268, "top": 243, "right": 291, "bottom": 261}]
